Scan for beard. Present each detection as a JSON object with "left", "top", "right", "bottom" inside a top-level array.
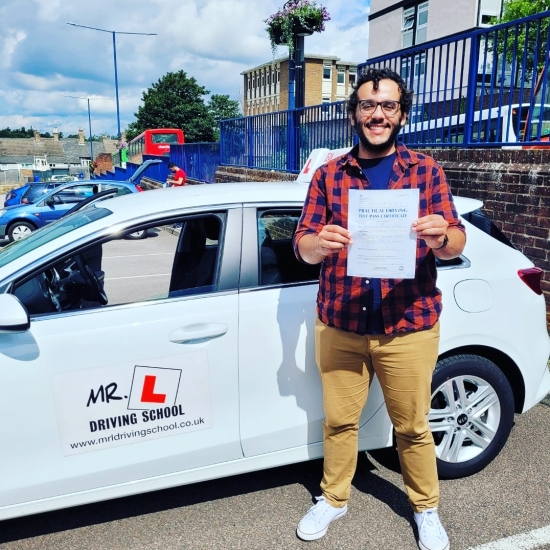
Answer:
[{"left": 353, "top": 115, "right": 404, "bottom": 156}]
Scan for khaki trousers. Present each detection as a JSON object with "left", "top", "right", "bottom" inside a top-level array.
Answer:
[{"left": 315, "top": 319, "right": 440, "bottom": 512}]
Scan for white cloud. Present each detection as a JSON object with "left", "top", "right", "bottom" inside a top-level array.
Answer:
[{"left": 0, "top": 29, "right": 27, "bottom": 70}]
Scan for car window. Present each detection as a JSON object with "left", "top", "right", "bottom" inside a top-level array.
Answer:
[
  {"left": 463, "top": 209, "right": 515, "bottom": 249},
  {"left": 103, "top": 184, "right": 132, "bottom": 196},
  {"left": 51, "top": 183, "right": 97, "bottom": 204},
  {"left": 22, "top": 184, "right": 48, "bottom": 203},
  {"left": 257, "top": 209, "right": 320, "bottom": 286},
  {"left": 0, "top": 207, "right": 112, "bottom": 269},
  {"left": 11, "top": 213, "right": 226, "bottom": 315}
]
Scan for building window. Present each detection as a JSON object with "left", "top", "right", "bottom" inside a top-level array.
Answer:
[
  {"left": 402, "top": 1, "right": 429, "bottom": 48},
  {"left": 323, "top": 64, "right": 331, "bottom": 79},
  {"left": 416, "top": 2, "right": 429, "bottom": 44},
  {"left": 349, "top": 70, "right": 356, "bottom": 87},
  {"left": 400, "top": 52, "right": 426, "bottom": 83},
  {"left": 337, "top": 67, "right": 345, "bottom": 84}
]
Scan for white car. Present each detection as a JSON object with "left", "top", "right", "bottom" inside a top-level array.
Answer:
[{"left": 0, "top": 180, "right": 549, "bottom": 522}]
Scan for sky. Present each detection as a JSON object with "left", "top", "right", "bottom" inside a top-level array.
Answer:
[{"left": 0, "top": 0, "right": 370, "bottom": 138}]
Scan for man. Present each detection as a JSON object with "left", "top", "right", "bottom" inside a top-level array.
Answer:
[
  {"left": 167, "top": 162, "right": 186, "bottom": 187},
  {"left": 293, "top": 67, "right": 465, "bottom": 550}
]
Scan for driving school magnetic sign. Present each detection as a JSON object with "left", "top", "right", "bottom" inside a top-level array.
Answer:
[{"left": 51, "top": 351, "right": 212, "bottom": 456}]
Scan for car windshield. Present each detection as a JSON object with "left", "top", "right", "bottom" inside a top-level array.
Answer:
[{"left": 0, "top": 207, "right": 111, "bottom": 268}]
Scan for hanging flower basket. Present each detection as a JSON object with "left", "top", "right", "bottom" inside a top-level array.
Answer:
[{"left": 265, "top": 1, "right": 330, "bottom": 56}]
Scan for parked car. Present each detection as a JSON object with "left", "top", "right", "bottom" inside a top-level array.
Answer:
[
  {"left": 0, "top": 159, "right": 161, "bottom": 241},
  {"left": 0, "top": 180, "right": 548, "bottom": 522},
  {"left": 2, "top": 158, "right": 160, "bottom": 209},
  {"left": 0, "top": 181, "right": 140, "bottom": 241},
  {"left": 3, "top": 184, "right": 31, "bottom": 207},
  {"left": 49, "top": 175, "right": 78, "bottom": 182}
]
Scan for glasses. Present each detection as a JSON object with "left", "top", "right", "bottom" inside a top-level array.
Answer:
[{"left": 357, "top": 100, "right": 401, "bottom": 116}]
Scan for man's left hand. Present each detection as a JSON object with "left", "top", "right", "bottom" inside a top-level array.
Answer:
[{"left": 412, "top": 214, "right": 448, "bottom": 249}]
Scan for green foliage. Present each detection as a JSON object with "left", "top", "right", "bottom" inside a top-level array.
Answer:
[
  {"left": 492, "top": 0, "right": 550, "bottom": 79},
  {"left": 265, "top": 1, "right": 330, "bottom": 56},
  {"left": 498, "top": 0, "right": 550, "bottom": 22},
  {"left": 208, "top": 94, "right": 241, "bottom": 141},
  {"left": 125, "top": 70, "right": 216, "bottom": 143},
  {"left": 0, "top": 126, "right": 34, "bottom": 138},
  {"left": 0, "top": 127, "right": 65, "bottom": 138}
]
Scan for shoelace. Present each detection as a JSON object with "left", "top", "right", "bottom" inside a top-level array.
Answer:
[
  {"left": 307, "top": 497, "right": 328, "bottom": 519},
  {"left": 418, "top": 511, "right": 445, "bottom": 538}
]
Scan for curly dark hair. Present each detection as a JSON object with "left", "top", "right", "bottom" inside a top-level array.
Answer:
[{"left": 347, "top": 67, "right": 413, "bottom": 117}]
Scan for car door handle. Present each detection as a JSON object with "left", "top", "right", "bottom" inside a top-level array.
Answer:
[{"left": 169, "top": 323, "right": 228, "bottom": 344}]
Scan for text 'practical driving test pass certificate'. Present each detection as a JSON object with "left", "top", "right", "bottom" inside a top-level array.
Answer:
[{"left": 347, "top": 188, "right": 419, "bottom": 279}]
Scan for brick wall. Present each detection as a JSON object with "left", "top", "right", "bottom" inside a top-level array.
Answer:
[
  {"left": 215, "top": 148, "right": 550, "bottom": 326},
  {"left": 94, "top": 153, "right": 113, "bottom": 175},
  {"left": 305, "top": 59, "right": 324, "bottom": 106}
]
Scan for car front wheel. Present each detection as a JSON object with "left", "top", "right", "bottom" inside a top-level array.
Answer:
[
  {"left": 8, "top": 221, "right": 35, "bottom": 241},
  {"left": 430, "top": 354, "right": 515, "bottom": 479}
]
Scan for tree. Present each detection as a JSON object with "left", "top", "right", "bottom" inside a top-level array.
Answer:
[
  {"left": 492, "top": 1, "right": 550, "bottom": 80},
  {"left": 0, "top": 126, "right": 34, "bottom": 138},
  {"left": 207, "top": 94, "right": 241, "bottom": 141},
  {"left": 125, "top": 70, "right": 216, "bottom": 143}
]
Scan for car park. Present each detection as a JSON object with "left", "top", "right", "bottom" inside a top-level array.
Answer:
[{"left": 0, "top": 175, "right": 548, "bottom": 522}]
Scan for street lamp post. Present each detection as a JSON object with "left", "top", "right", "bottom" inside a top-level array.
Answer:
[
  {"left": 63, "top": 95, "right": 103, "bottom": 160},
  {"left": 67, "top": 23, "right": 157, "bottom": 138}
]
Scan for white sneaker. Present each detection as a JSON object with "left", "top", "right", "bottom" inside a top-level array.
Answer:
[
  {"left": 296, "top": 496, "right": 347, "bottom": 541},
  {"left": 414, "top": 508, "right": 450, "bottom": 550}
]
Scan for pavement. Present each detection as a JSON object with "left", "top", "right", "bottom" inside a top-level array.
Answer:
[{"left": 0, "top": 402, "right": 549, "bottom": 550}]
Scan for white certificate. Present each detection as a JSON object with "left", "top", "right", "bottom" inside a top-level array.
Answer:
[{"left": 347, "top": 188, "right": 419, "bottom": 279}]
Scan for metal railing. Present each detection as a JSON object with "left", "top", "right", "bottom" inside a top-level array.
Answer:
[
  {"left": 220, "top": 101, "right": 355, "bottom": 173},
  {"left": 362, "top": 10, "right": 550, "bottom": 148},
  {"left": 170, "top": 143, "right": 220, "bottom": 183}
]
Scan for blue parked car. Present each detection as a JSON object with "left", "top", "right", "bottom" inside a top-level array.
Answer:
[
  {"left": 3, "top": 158, "right": 161, "bottom": 208},
  {"left": 0, "top": 159, "right": 162, "bottom": 240},
  {"left": 3, "top": 184, "right": 31, "bottom": 207},
  {"left": 0, "top": 180, "right": 140, "bottom": 241}
]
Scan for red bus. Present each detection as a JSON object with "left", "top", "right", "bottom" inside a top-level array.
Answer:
[{"left": 127, "top": 128, "right": 184, "bottom": 161}]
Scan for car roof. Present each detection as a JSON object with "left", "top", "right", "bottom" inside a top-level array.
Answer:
[{"left": 95, "top": 181, "right": 483, "bottom": 218}]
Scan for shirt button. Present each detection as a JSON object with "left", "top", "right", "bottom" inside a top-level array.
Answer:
[{"left": 362, "top": 307, "right": 367, "bottom": 311}]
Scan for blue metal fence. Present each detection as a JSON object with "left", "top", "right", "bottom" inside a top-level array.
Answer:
[
  {"left": 220, "top": 101, "right": 355, "bottom": 173},
  {"left": 170, "top": 143, "right": 220, "bottom": 183},
  {"left": 362, "top": 10, "right": 550, "bottom": 148},
  {"left": 98, "top": 146, "right": 219, "bottom": 184}
]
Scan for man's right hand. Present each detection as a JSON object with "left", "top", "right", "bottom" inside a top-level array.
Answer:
[
  {"left": 297, "top": 225, "right": 351, "bottom": 264},
  {"left": 318, "top": 225, "right": 352, "bottom": 256}
]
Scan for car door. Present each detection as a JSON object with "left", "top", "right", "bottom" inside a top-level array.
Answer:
[
  {"left": 36, "top": 183, "right": 96, "bottom": 226},
  {"left": 237, "top": 206, "right": 393, "bottom": 459},
  {"left": 0, "top": 208, "right": 243, "bottom": 514}
]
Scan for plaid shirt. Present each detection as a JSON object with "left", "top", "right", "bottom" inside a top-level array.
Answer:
[{"left": 293, "top": 143, "right": 465, "bottom": 336}]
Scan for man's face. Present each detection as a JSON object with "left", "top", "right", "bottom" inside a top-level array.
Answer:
[
  {"left": 170, "top": 166, "right": 177, "bottom": 173},
  {"left": 350, "top": 79, "right": 407, "bottom": 158}
]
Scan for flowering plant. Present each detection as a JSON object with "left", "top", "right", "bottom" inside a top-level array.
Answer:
[{"left": 265, "top": 1, "right": 330, "bottom": 56}]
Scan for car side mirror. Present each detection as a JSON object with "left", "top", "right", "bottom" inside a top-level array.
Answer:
[
  {"left": 46, "top": 195, "right": 62, "bottom": 206},
  {"left": 0, "top": 294, "right": 30, "bottom": 333}
]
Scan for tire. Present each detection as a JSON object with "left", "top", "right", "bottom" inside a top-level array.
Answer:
[
  {"left": 125, "top": 229, "right": 148, "bottom": 240},
  {"left": 8, "top": 221, "right": 36, "bottom": 241},
  {"left": 368, "top": 354, "right": 515, "bottom": 480},
  {"left": 430, "top": 354, "right": 514, "bottom": 479}
]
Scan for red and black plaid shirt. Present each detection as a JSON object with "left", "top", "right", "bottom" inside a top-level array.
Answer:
[{"left": 293, "top": 143, "right": 465, "bottom": 336}]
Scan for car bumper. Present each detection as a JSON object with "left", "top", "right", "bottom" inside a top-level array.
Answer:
[{"left": 0, "top": 224, "right": 6, "bottom": 238}]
